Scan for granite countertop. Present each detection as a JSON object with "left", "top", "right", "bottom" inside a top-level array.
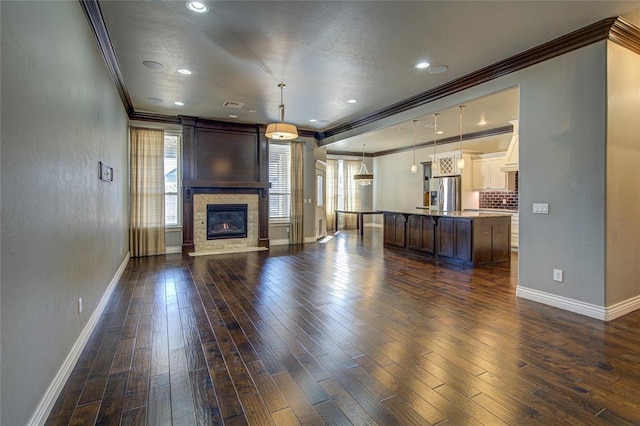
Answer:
[
  {"left": 379, "top": 208, "right": 512, "bottom": 218},
  {"left": 465, "top": 208, "right": 519, "bottom": 213}
]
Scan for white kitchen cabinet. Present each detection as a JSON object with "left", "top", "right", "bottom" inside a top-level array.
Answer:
[
  {"left": 472, "top": 159, "right": 490, "bottom": 190},
  {"left": 511, "top": 213, "right": 519, "bottom": 250},
  {"left": 432, "top": 152, "right": 462, "bottom": 177},
  {"left": 472, "top": 154, "right": 515, "bottom": 191}
]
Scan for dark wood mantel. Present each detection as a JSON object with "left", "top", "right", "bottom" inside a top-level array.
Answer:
[{"left": 181, "top": 116, "right": 269, "bottom": 253}]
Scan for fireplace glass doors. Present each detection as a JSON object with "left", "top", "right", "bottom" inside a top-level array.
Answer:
[{"left": 206, "top": 204, "right": 248, "bottom": 240}]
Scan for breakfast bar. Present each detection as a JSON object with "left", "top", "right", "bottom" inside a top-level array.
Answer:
[{"left": 381, "top": 209, "right": 511, "bottom": 266}]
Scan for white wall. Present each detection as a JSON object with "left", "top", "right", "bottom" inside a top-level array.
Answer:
[
  {"left": 1, "top": 2, "right": 130, "bottom": 424},
  {"left": 374, "top": 149, "right": 427, "bottom": 211},
  {"left": 605, "top": 42, "right": 640, "bottom": 306}
]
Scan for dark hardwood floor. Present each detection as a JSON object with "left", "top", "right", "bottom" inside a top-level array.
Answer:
[{"left": 47, "top": 229, "right": 640, "bottom": 425}]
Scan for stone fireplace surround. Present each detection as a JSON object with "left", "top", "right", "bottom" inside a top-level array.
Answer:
[
  {"left": 193, "top": 194, "right": 259, "bottom": 254},
  {"left": 180, "top": 118, "right": 270, "bottom": 254}
]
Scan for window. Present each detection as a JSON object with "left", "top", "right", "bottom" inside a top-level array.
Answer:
[
  {"left": 164, "top": 133, "right": 181, "bottom": 226},
  {"left": 269, "top": 142, "right": 291, "bottom": 221}
]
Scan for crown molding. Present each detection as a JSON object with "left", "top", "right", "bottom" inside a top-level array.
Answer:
[
  {"left": 79, "top": 0, "right": 133, "bottom": 116},
  {"left": 129, "top": 111, "right": 181, "bottom": 125},
  {"left": 609, "top": 16, "right": 640, "bottom": 55},
  {"left": 321, "top": 17, "right": 640, "bottom": 142},
  {"left": 81, "top": 5, "right": 640, "bottom": 134},
  {"left": 371, "top": 125, "right": 513, "bottom": 158}
]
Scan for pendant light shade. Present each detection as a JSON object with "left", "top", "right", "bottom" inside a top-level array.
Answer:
[
  {"left": 354, "top": 144, "right": 373, "bottom": 186},
  {"left": 432, "top": 113, "right": 439, "bottom": 174},
  {"left": 265, "top": 83, "right": 298, "bottom": 140},
  {"left": 411, "top": 119, "right": 418, "bottom": 174},
  {"left": 457, "top": 105, "right": 466, "bottom": 170}
]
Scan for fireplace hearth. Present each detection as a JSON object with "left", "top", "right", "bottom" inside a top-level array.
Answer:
[{"left": 207, "top": 204, "right": 248, "bottom": 240}]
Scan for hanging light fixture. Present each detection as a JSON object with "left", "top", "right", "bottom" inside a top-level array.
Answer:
[
  {"left": 265, "top": 83, "right": 298, "bottom": 140},
  {"left": 432, "top": 113, "right": 439, "bottom": 174},
  {"left": 411, "top": 120, "right": 418, "bottom": 174},
  {"left": 354, "top": 144, "right": 373, "bottom": 186},
  {"left": 457, "top": 105, "right": 466, "bottom": 170}
]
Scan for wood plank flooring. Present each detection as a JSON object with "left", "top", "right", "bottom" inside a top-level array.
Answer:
[{"left": 47, "top": 229, "right": 640, "bottom": 425}]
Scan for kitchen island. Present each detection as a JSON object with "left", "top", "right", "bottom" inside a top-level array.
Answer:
[{"left": 381, "top": 209, "right": 511, "bottom": 266}]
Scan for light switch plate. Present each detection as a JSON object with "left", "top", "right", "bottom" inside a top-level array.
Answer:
[
  {"left": 533, "top": 203, "right": 549, "bottom": 214},
  {"left": 553, "top": 269, "right": 563, "bottom": 282}
]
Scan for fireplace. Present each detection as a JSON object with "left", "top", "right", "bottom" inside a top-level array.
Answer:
[{"left": 207, "top": 204, "right": 248, "bottom": 240}]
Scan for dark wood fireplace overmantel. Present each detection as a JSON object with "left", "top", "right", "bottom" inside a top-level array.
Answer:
[{"left": 180, "top": 116, "right": 269, "bottom": 253}]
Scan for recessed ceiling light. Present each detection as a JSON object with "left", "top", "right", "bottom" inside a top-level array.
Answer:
[
  {"left": 148, "top": 97, "right": 163, "bottom": 104},
  {"left": 415, "top": 61, "right": 430, "bottom": 69},
  {"left": 142, "top": 60, "right": 163, "bottom": 70},
  {"left": 186, "top": 0, "right": 208, "bottom": 13},
  {"left": 478, "top": 120, "right": 487, "bottom": 126},
  {"left": 309, "top": 119, "right": 318, "bottom": 123},
  {"left": 318, "top": 119, "right": 330, "bottom": 124},
  {"left": 347, "top": 99, "right": 357, "bottom": 104},
  {"left": 249, "top": 109, "right": 256, "bottom": 113},
  {"left": 174, "top": 101, "right": 184, "bottom": 106},
  {"left": 437, "top": 130, "right": 444, "bottom": 135},
  {"left": 428, "top": 65, "right": 449, "bottom": 74},
  {"left": 177, "top": 68, "right": 192, "bottom": 75},
  {"left": 228, "top": 114, "right": 238, "bottom": 119},
  {"left": 397, "top": 128, "right": 404, "bottom": 132}
]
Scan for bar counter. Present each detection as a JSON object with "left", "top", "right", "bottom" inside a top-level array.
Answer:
[{"left": 380, "top": 209, "right": 511, "bottom": 266}]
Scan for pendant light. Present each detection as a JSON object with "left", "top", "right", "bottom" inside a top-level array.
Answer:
[
  {"left": 432, "top": 113, "right": 439, "bottom": 175},
  {"left": 457, "top": 105, "right": 466, "bottom": 170},
  {"left": 354, "top": 144, "right": 373, "bottom": 186},
  {"left": 410, "top": 119, "right": 418, "bottom": 174},
  {"left": 265, "top": 83, "right": 298, "bottom": 140}
]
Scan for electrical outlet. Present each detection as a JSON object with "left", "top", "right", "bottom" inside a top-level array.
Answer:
[
  {"left": 78, "top": 298, "right": 83, "bottom": 314},
  {"left": 502, "top": 198, "right": 507, "bottom": 205},
  {"left": 553, "top": 269, "right": 563, "bottom": 282},
  {"left": 533, "top": 203, "right": 549, "bottom": 214},
  {"left": 119, "top": 246, "right": 123, "bottom": 256}
]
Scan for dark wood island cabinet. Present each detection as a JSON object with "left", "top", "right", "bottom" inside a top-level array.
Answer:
[{"left": 381, "top": 210, "right": 511, "bottom": 266}]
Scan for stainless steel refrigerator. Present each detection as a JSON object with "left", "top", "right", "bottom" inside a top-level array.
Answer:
[{"left": 430, "top": 175, "right": 462, "bottom": 211}]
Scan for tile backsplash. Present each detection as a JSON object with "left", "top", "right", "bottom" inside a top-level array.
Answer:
[{"left": 479, "top": 172, "right": 519, "bottom": 210}]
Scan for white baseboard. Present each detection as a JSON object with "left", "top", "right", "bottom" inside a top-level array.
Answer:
[
  {"left": 516, "top": 286, "right": 640, "bottom": 321},
  {"left": 270, "top": 237, "right": 319, "bottom": 245},
  {"left": 605, "top": 294, "right": 640, "bottom": 321},
  {"left": 28, "top": 253, "right": 131, "bottom": 426},
  {"left": 165, "top": 246, "right": 182, "bottom": 254}
]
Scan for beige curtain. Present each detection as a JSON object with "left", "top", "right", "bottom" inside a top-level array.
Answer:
[
  {"left": 325, "top": 159, "right": 338, "bottom": 231},
  {"left": 290, "top": 142, "right": 304, "bottom": 244},
  {"left": 130, "top": 127, "right": 166, "bottom": 257},
  {"left": 343, "top": 160, "right": 362, "bottom": 228}
]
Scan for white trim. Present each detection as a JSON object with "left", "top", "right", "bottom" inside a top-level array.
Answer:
[
  {"left": 304, "top": 236, "right": 317, "bottom": 243},
  {"left": 188, "top": 247, "right": 268, "bottom": 257},
  {"left": 365, "top": 223, "right": 383, "bottom": 228},
  {"left": 28, "top": 253, "right": 131, "bottom": 426},
  {"left": 270, "top": 239, "right": 290, "bottom": 246},
  {"left": 165, "top": 246, "right": 182, "bottom": 254},
  {"left": 605, "top": 294, "right": 640, "bottom": 321},
  {"left": 516, "top": 286, "right": 640, "bottom": 321},
  {"left": 516, "top": 286, "right": 605, "bottom": 320}
]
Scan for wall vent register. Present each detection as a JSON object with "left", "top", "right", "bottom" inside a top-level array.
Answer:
[{"left": 207, "top": 204, "right": 248, "bottom": 240}]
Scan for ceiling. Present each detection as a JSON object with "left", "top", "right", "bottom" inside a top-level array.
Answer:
[{"left": 98, "top": 1, "right": 640, "bottom": 154}]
